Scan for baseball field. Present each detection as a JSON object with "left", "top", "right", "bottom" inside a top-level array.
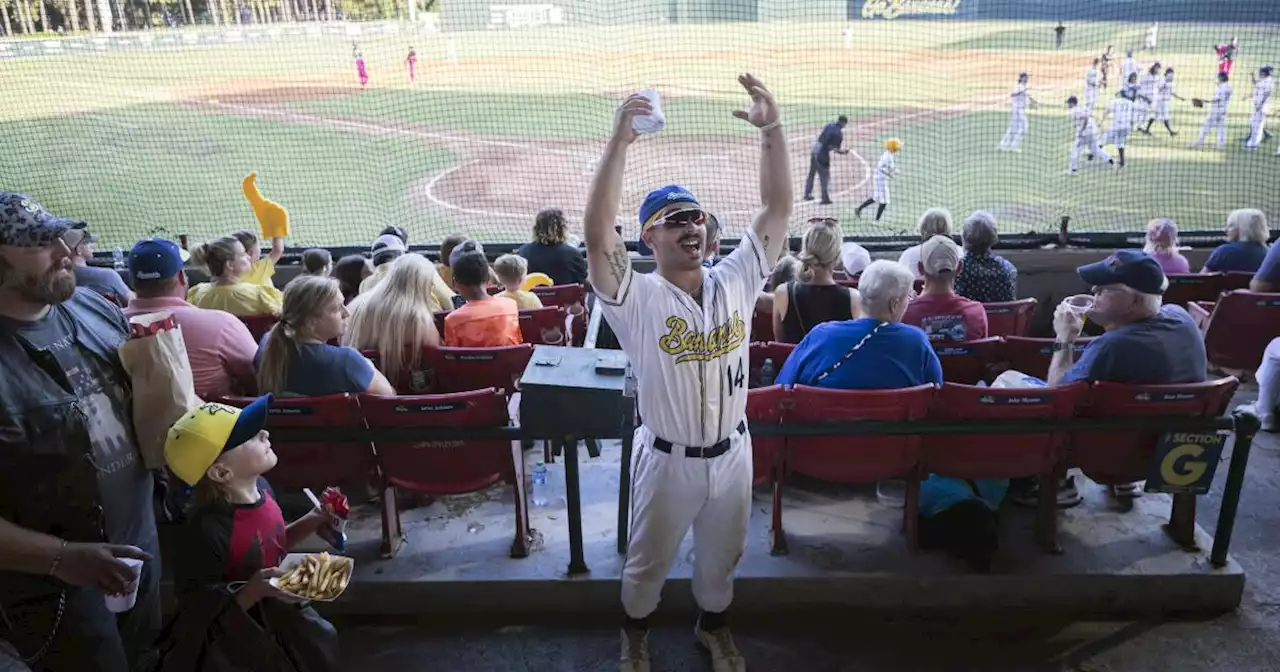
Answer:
[{"left": 1, "top": 19, "right": 1277, "bottom": 250}]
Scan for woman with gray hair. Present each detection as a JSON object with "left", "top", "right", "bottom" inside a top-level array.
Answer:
[
  {"left": 1202, "top": 208, "right": 1270, "bottom": 274},
  {"left": 772, "top": 218, "right": 860, "bottom": 343},
  {"left": 899, "top": 207, "right": 953, "bottom": 279},
  {"left": 954, "top": 210, "right": 1019, "bottom": 303}
]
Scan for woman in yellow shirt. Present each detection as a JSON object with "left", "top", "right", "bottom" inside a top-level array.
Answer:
[{"left": 187, "top": 235, "right": 284, "bottom": 316}]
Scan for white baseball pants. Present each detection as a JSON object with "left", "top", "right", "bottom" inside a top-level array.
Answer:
[
  {"left": 1069, "top": 134, "right": 1110, "bottom": 172},
  {"left": 1196, "top": 111, "right": 1227, "bottom": 147},
  {"left": 1132, "top": 103, "right": 1149, "bottom": 129},
  {"left": 1246, "top": 110, "right": 1268, "bottom": 148},
  {"left": 873, "top": 175, "right": 891, "bottom": 204},
  {"left": 1084, "top": 88, "right": 1099, "bottom": 111},
  {"left": 1154, "top": 99, "right": 1171, "bottom": 121},
  {"left": 1256, "top": 338, "right": 1280, "bottom": 428},
  {"left": 999, "top": 109, "right": 1028, "bottom": 150},
  {"left": 621, "top": 424, "right": 753, "bottom": 619},
  {"left": 1102, "top": 126, "right": 1129, "bottom": 150}
]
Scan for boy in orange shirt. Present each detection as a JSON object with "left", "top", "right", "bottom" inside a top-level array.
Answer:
[{"left": 444, "top": 242, "right": 523, "bottom": 347}]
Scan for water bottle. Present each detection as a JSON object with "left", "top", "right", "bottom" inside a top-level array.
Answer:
[
  {"left": 112, "top": 247, "right": 125, "bottom": 270},
  {"left": 531, "top": 461, "right": 549, "bottom": 507},
  {"left": 759, "top": 358, "right": 776, "bottom": 387}
]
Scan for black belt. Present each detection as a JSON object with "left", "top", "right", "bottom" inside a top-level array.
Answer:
[{"left": 652, "top": 422, "right": 745, "bottom": 459}]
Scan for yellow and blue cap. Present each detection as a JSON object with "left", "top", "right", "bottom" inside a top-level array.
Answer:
[
  {"left": 165, "top": 395, "right": 273, "bottom": 486},
  {"left": 638, "top": 185, "right": 702, "bottom": 231}
]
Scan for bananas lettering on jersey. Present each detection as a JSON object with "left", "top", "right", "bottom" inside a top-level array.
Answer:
[{"left": 659, "top": 312, "right": 746, "bottom": 364}]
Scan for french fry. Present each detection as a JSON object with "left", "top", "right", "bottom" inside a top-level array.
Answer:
[{"left": 273, "top": 553, "right": 353, "bottom": 600}]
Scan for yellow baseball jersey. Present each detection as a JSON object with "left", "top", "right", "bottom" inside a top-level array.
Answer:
[{"left": 595, "top": 229, "right": 770, "bottom": 447}]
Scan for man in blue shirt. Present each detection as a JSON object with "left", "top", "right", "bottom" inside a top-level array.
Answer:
[
  {"left": 802, "top": 115, "right": 849, "bottom": 205},
  {"left": 1250, "top": 234, "right": 1279, "bottom": 292}
]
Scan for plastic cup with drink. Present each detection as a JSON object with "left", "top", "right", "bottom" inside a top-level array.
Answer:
[
  {"left": 1062, "top": 294, "right": 1095, "bottom": 327},
  {"left": 103, "top": 557, "right": 145, "bottom": 613},
  {"left": 631, "top": 89, "right": 666, "bottom": 135}
]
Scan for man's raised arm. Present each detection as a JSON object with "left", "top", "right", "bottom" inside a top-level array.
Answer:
[
  {"left": 734, "top": 73, "right": 793, "bottom": 265},
  {"left": 584, "top": 94, "right": 652, "bottom": 302}
]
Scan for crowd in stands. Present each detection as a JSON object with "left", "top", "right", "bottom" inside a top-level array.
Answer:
[{"left": 2, "top": 173, "right": 1279, "bottom": 672}]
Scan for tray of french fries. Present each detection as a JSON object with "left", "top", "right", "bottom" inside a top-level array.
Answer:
[{"left": 270, "top": 552, "right": 354, "bottom": 602}]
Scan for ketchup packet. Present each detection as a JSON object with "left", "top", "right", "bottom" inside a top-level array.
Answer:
[{"left": 307, "top": 487, "right": 350, "bottom": 553}]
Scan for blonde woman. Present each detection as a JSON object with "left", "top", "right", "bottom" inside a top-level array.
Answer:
[
  {"left": 343, "top": 255, "right": 443, "bottom": 392},
  {"left": 187, "top": 235, "right": 283, "bottom": 316},
  {"left": 256, "top": 275, "right": 395, "bottom": 397},
  {"left": 1202, "top": 208, "right": 1270, "bottom": 274},
  {"left": 772, "top": 217, "right": 860, "bottom": 344}
]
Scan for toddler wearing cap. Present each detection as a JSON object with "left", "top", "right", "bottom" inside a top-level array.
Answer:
[{"left": 162, "top": 396, "right": 340, "bottom": 670}]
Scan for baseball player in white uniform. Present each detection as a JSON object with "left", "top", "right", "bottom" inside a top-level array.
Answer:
[
  {"left": 1135, "top": 63, "right": 1161, "bottom": 132},
  {"left": 1193, "top": 72, "right": 1233, "bottom": 149},
  {"left": 584, "top": 73, "right": 792, "bottom": 672},
  {"left": 855, "top": 138, "right": 901, "bottom": 221},
  {"left": 1245, "top": 66, "right": 1274, "bottom": 150},
  {"left": 1100, "top": 88, "right": 1136, "bottom": 168},
  {"left": 1066, "top": 95, "right": 1113, "bottom": 174},
  {"left": 1145, "top": 23, "right": 1159, "bottom": 51},
  {"left": 1143, "top": 67, "right": 1183, "bottom": 136},
  {"left": 998, "top": 72, "right": 1039, "bottom": 152},
  {"left": 1121, "top": 51, "right": 1139, "bottom": 85},
  {"left": 1084, "top": 58, "right": 1102, "bottom": 111}
]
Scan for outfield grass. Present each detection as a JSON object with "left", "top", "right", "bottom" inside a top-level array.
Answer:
[{"left": 1, "top": 20, "right": 1276, "bottom": 248}]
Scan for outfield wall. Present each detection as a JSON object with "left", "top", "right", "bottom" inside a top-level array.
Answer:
[{"left": 445, "top": 0, "right": 1279, "bottom": 30}]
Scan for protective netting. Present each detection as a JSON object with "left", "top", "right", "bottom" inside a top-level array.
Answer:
[{"left": 1, "top": 1, "right": 1277, "bottom": 250}]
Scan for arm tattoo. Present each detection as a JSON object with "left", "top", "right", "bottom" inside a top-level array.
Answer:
[{"left": 606, "top": 241, "right": 630, "bottom": 285}]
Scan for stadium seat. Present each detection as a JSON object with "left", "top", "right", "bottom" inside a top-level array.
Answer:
[
  {"left": 924, "top": 382, "right": 1087, "bottom": 552},
  {"left": 1220, "top": 272, "right": 1255, "bottom": 292},
  {"left": 748, "top": 341, "right": 795, "bottom": 387},
  {"left": 239, "top": 314, "right": 278, "bottom": 342},
  {"left": 1162, "top": 273, "right": 1223, "bottom": 308},
  {"left": 1196, "top": 292, "right": 1280, "bottom": 371},
  {"left": 433, "top": 311, "right": 447, "bottom": 338},
  {"left": 751, "top": 306, "right": 774, "bottom": 343},
  {"left": 530, "top": 283, "right": 588, "bottom": 346},
  {"left": 934, "top": 337, "right": 1002, "bottom": 385},
  {"left": 360, "top": 389, "right": 528, "bottom": 559},
  {"left": 432, "top": 344, "right": 534, "bottom": 396},
  {"left": 517, "top": 307, "right": 570, "bottom": 346},
  {"left": 983, "top": 298, "right": 1037, "bottom": 337},
  {"left": 1071, "top": 376, "right": 1238, "bottom": 547},
  {"left": 360, "top": 349, "right": 436, "bottom": 394},
  {"left": 1000, "top": 336, "right": 1094, "bottom": 380},
  {"left": 776, "top": 384, "right": 935, "bottom": 555},
  {"left": 220, "top": 393, "right": 370, "bottom": 493},
  {"left": 745, "top": 385, "right": 790, "bottom": 487}
]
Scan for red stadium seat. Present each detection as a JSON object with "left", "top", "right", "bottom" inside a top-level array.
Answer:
[
  {"left": 924, "top": 382, "right": 1087, "bottom": 552},
  {"left": 748, "top": 341, "right": 795, "bottom": 387},
  {"left": 530, "top": 283, "right": 588, "bottom": 346},
  {"left": 1000, "top": 336, "right": 1094, "bottom": 380},
  {"left": 1199, "top": 292, "right": 1280, "bottom": 371},
  {"left": 517, "top": 307, "right": 570, "bottom": 346},
  {"left": 220, "top": 394, "right": 370, "bottom": 493},
  {"left": 239, "top": 314, "right": 278, "bottom": 342},
  {"left": 983, "top": 298, "right": 1037, "bottom": 337},
  {"left": 751, "top": 307, "right": 774, "bottom": 343},
  {"left": 360, "top": 389, "right": 528, "bottom": 559},
  {"left": 360, "top": 349, "right": 436, "bottom": 394},
  {"left": 745, "top": 385, "right": 789, "bottom": 487},
  {"left": 1162, "top": 273, "right": 1223, "bottom": 307},
  {"left": 1071, "top": 377, "right": 1238, "bottom": 547},
  {"left": 432, "top": 344, "right": 534, "bottom": 396},
  {"left": 934, "top": 337, "right": 1002, "bottom": 385},
  {"left": 776, "top": 384, "right": 935, "bottom": 554},
  {"left": 1220, "top": 272, "right": 1255, "bottom": 292}
]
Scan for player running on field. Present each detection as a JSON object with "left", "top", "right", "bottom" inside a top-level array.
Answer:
[
  {"left": 1120, "top": 50, "right": 1139, "bottom": 85},
  {"left": 1101, "top": 45, "right": 1114, "bottom": 87},
  {"left": 1144, "top": 23, "right": 1158, "bottom": 51},
  {"left": 998, "top": 72, "right": 1039, "bottom": 152},
  {"left": 1245, "top": 66, "right": 1274, "bottom": 150},
  {"left": 1084, "top": 58, "right": 1102, "bottom": 111},
  {"left": 1066, "top": 95, "right": 1113, "bottom": 175},
  {"left": 1143, "top": 67, "right": 1184, "bottom": 136},
  {"left": 1100, "top": 88, "right": 1136, "bottom": 168},
  {"left": 406, "top": 46, "right": 417, "bottom": 83},
  {"left": 585, "top": 73, "right": 793, "bottom": 672},
  {"left": 1193, "top": 72, "right": 1233, "bottom": 149},
  {"left": 355, "top": 50, "right": 368, "bottom": 88},
  {"left": 855, "top": 138, "right": 901, "bottom": 221},
  {"left": 1134, "top": 63, "right": 1161, "bottom": 132},
  {"left": 1216, "top": 37, "right": 1238, "bottom": 78}
]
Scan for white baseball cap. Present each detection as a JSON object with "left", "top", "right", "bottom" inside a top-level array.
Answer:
[
  {"left": 840, "top": 242, "right": 871, "bottom": 276},
  {"left": 919, "top": 235, "right": 962, "bottom": 276}
]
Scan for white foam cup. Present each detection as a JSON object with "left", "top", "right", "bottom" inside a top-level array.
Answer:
[
  {"left": 103, "top": 557, "right": 144, "bottom": 613},
  {"left": 631, "top": 89, "right": 666, "bottom": 134}
]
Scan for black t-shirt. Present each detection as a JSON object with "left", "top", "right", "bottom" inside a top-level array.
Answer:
[
  {"left": 1, "top": 306, "right": 154, "bottom": 551},
  {"left": 780, "top": 282, "right": 855, "bottom": 344},
  {"left": 177, "top": 477, "right": 287, "bottom": 596},
  {"left": 516, "top": 242, "right": 588, "bottom": 286}
]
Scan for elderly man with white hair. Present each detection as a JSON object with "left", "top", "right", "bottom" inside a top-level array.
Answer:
[
  {"left": 954, "top": 211, "right": 1019, "bottom": 303},
  {"left": 776, "top": 260, "right": 941, "bottom": 390},
  {"left": 1202, "top": 208, "right": 1270, "bottom": 274},
  {"left": 1050, "top": 250, "right": 1207, "bottom": 497},
  {"left": 899, "top": 208, "right": 953, "bottom": 280}
]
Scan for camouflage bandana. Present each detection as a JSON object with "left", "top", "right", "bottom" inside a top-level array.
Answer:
[{"left": 0, "top": 192, "right": 85, "bottom": 248}]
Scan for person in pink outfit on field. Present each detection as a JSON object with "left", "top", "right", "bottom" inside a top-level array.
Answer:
[
  {"left": 355, "top": 50, "right": 368, "bottom": 88},
  {"left": 406, "top": 46, "right": 417, "bottom": 83}
]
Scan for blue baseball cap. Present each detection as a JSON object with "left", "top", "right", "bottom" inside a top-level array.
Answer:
[
  {"left": 638, "top": 185, "right": 702, "bottom": 230},
  {"left": 0, "top": 192, "right": 87, "bottom": 248},
  {"left": 1077, "top": 250, "right": 1167, "bottom": 295},
  {"left": 128, "top": 238, "right": 188, "bottom": 281}
]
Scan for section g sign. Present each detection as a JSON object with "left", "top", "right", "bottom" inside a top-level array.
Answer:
[
  {"left": 1144, "top": 431, "right": 1228, "bottom": 495},
  {"left": 861, "top": 0, "right": 962, "bottom": 20}
]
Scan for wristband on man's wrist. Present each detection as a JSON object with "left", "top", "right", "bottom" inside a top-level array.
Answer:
[
  {"left": 1052, "top": 341, "right": 1073, "bottom": 352},
  {"left": 47, "top": 539, "right": 68, "bottom": 577},
  {"left": 758, "top": 120, "right": 781, "bottom": 132}
]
